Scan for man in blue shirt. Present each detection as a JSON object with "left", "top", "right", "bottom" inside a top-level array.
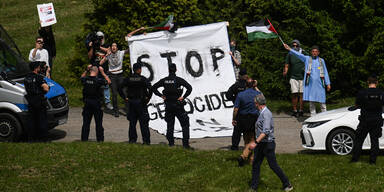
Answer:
[
  {"left": 232, "top": 78, "right": 261, "bottom": 166},
  {"left": 249, "top": 94, "right": 293, "bottom": 191}
]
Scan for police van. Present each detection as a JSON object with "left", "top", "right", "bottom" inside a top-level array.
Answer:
[{"left": 0, "top": 25, "right": 68, "bottom": 141}]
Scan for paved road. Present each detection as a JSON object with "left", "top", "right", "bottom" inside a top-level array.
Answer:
[{"left": 51, "top": 107, "right": 305, "bottom": 153}]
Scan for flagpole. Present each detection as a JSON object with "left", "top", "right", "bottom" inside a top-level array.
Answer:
[
  {"left": 278, "top": 35, "right": 285, "bottom": 45},
  {"left": 266, "top": 18, "right": 285, "bottom": 45}
]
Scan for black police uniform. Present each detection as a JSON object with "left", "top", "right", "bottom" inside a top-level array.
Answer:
[
  {"left": 119, "top": 73, "right": 152, "bottom": 144},
  {"left": 24, "top": 72, "right": 49, "bottom": 141},
  {"left": 351, "top": 87, "right": 384, "bottom": 164},
  {"left": 152, "top": 73, "right": 192, "bottom": 147},
  {"left": 225, "top": 78, "right": 247, "bottom": 149},
  {"left": 81, "top": 75, "right": 108, "bottom": 142}
]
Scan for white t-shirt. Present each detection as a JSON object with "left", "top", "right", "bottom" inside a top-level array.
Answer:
[
  {"left": 106, "top": 50, "right": 125, "bottom": 74},
  {"left": 29, "top": 48, "right": 49, "bottom": 67}
]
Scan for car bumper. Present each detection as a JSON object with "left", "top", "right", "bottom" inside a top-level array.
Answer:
[
  {"left": 300, "top": 124, "right": 328, "bottom": 150},
  {"left": 47, "top": 106, "right": 69, "bottom": 129}
]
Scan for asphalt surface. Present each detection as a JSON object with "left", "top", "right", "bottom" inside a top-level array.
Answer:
[{"left": 51, "top": 107, "right": 306, "bottom": 153}]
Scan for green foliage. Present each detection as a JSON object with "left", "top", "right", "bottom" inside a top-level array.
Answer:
[
  {"left": 69, "top": 0, "right": 384, "bottom": 100},
  {"left": 1, "top": 142, "right": 384, "bottom": 191}
]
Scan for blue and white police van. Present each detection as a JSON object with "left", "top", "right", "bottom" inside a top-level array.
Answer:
[{"left": 0, "top": 25, "right": 68, "bottom": 141}]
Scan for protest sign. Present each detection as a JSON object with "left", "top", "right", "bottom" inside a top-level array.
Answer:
[
  {"left": 128, "top": 22, "right": 236, "bottom": 138},
  {"left": 37, "top": 3, "right": 57, "bottom": 27}
]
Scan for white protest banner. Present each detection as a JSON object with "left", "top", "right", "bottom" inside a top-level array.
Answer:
[
  {"left": 128, "top": 22, "right": 236, "bottom": 138},
  {"left": 37, "top": 3, "right": 57, "bottom": 27}
]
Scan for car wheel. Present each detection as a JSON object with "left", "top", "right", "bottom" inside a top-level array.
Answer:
[
  {"left": 0, "top": 113, "right": 22, "bottom": 142},
  {"left": 327, "top": 128, "right": 355, "bottom": 155}
]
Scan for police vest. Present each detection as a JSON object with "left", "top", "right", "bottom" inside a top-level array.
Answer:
[
  {"left": 162, "top": 76, "right": 183, "bottom": 101},
  {"left": 82, "top": 77, "right": 104, "bottom": 100},
  {"left": 24, "top": 73, "right": 45, "bottom": 96},
  {"left": 127, "top": 75, "right": 146, "bottom": 100}
]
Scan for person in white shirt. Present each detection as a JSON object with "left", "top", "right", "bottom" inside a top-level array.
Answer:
[
  {"left": 29, "top": 37, "right": 50, "bottom": 78},
  {"left": 100, "top": 43, "right": 127, "bottom": 117},
  {"left": 99, "top": 27, "right": 146, "bottom": 117}
]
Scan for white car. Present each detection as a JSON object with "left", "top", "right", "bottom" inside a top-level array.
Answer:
[{"left": 300, "top": 106, "right": 384, "bottom": 155}]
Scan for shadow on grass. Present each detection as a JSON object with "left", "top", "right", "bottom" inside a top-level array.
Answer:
[
  {"left": 298, "top": 149, "right": 384, "bottom": 156},
  {"left": 298, "top": 149, "right": 329, "bottom": 155}
]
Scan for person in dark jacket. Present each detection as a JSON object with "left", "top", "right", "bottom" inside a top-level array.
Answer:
[
  {"left": 225, "top": 68, "right": 247, "bottom": 150},
  {"left": 152, "top": 64, "right": 193, "bottom": 149},
  {"left": 351, "top": 75, "right": 384, "bottom": 164},
  {"left": 119, "top": 63, "right": 152, "bottom": 144},
  {"left": 80, "top": 65, "right": 111, "bottom": 142},
  {"left": 38, "top": 26, "right": 56, "bottom": 74},
  {"left": 24, "top": 61, "right": 50, "bottom": 141}
]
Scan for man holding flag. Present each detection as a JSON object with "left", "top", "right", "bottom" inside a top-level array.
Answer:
[
  {"left": 283, "top": 44, "right": 331, "bottom": 116},
  {"left": 283, "top": 40, "right": 306, "bottom": 117}
]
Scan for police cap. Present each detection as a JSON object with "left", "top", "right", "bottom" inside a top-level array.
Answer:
[{"left": 29, "top": 62, "right": 40, "bottom": 70}]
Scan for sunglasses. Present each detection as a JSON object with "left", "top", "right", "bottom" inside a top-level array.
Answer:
[
  {"left": 292, "top": 44, "right": 299, "bottom": 47},
  {"left": 36, "top": 41, "right": 44, "bottom": 44}
]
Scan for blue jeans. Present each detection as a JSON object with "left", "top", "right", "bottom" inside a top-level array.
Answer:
[{"left": 103, "top": 85, "right": 111, "bottom": 104}]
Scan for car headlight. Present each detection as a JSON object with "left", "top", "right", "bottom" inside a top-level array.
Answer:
[{"left": 304, "top": 120, "right": 330, "bottom": 128}]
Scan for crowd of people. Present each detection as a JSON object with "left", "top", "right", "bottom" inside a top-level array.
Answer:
[
  {"left": 24, "top": 25, "right": 384, "bottom": 191},
  {"left": 81, "top": 28, "right": 194, "bottom": 149}
]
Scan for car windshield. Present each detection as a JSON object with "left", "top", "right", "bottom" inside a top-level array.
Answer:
[{"left": 0, "top": 39, "right": 29, "bottom": 79}]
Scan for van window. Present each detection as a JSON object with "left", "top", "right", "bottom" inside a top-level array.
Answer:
[{"left": 0, "top": 40, "right": 29, "bottom": 79}]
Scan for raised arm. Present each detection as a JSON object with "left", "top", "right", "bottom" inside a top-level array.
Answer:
[
  {"left": 126, "top": 27, "right": 146, "bottom": 38},
  {"left": 283, "top": 43, "right": 306, "bottom": 62}
]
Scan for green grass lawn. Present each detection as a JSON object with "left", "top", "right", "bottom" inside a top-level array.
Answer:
[{"left": 0, "top": 142, "right": 383, "bottom": 192}]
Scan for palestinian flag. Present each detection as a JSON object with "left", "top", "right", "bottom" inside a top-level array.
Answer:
[
  {"left": 151, "top": 15, "right": 174, "bottom": 31},
  {"left": 246, "top": 19, "right": 278, "bottom": 41}
]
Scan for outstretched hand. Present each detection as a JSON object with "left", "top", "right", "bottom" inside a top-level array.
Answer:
[{"left": 283, "top": 43, "right": 291, "bottom": 51}]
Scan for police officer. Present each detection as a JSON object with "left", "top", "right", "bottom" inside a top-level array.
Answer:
[
  {"left": 225, "top": 68, "right": 247, "bottom": 150},
  {"left": 232, "top": 78, "right": 261, "bottom": 166},
  {"left": 152, "top": 64, "right": 193, "bottom": 148},
  {"left": 24, "top": 61, "right": 50, "bottom": 141},
  {"left": 351, "top": 75, "right": 384, "bottom": 164},
  {"left": 118, "top": 63, "right": 152, "bottom": 144},
  {"left": 80, "top": 65, "right": 111, "bottom": 142}
]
